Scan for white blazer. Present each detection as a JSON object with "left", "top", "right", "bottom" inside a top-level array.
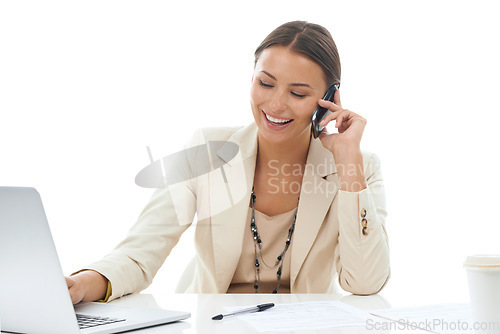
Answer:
[{"left": 85, "top": 123, "right": 390, "bottom": 300}]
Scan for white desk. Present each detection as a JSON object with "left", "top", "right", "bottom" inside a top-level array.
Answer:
[{"left": 108, "top": 293, "right": 434, "bottom": 333}]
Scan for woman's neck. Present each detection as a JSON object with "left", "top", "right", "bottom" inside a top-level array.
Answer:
[{"left": 256, "top": 131, "right": 311, "bottom": 168}]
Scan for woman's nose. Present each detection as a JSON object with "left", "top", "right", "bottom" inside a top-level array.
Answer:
[{"left": 269, "top": 90, "right": 287, "bottom": 113}]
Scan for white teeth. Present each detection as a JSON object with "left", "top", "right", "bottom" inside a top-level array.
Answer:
[{"left": 265, "top": 113, "right": 292, "bottom": 124}]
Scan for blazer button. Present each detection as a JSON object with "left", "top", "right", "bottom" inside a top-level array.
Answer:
[
  {"left": 362, "top": 226, "right": 368, "bottom": 235},
  {"left": 361, "top": 218, "right": 368, "bottom": 228},
  {"left": 360, "top": 208, "right": 367, "bottom": 218}
]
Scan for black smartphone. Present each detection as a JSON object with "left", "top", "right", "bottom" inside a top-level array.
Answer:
[{"left": 311, "top": 84, "right": 338, "bottom": 139}]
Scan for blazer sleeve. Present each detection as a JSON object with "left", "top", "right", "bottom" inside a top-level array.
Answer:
[
  {"left": 334, "top": 151, "right": 390, "bottom": 295},
  {"left": 82, "top": 131, "right": 205, "bottom": 301}
]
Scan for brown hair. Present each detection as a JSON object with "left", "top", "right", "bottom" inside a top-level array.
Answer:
[{"left": 254, "top": 21, "right": 341, "bottom": 88}]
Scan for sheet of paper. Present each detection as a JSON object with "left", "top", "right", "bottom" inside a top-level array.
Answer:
[
  {"left": 370, "top": 303, "right": 475, "bottom": 334},
  {"left": 224, "top": 301, "right": 372, "bottom": 332}
]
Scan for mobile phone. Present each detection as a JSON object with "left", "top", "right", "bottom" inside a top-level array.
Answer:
[{"left": 311, "top": 84, "right": 338, "bottom": 139}]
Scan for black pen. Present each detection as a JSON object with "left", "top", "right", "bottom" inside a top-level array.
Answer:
[{"left": 212, "top": 303, "right": 275, "bottom": 320}]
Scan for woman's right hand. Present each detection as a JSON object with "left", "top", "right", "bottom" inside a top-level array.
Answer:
[{"left": 65, "top": 270, "right": 108, "bottom": 304}]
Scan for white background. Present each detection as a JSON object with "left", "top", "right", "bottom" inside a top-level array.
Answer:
[{"left": 1, "top": 0, "right": 500, "bottom": 305}]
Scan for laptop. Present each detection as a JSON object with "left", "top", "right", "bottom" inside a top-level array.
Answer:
[{"left": 0, "top": 187, "right": 190, "bottom": 334}]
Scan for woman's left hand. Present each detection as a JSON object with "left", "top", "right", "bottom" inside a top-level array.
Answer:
[
  {"left": 317, "top": 91, "right": 367, "bottom": 192},
  {"left": 317, "top": 92, "right": 367, "bottom": 156}
]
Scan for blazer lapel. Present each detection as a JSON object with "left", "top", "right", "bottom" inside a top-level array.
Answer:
[
  {"left": 290, "top": 137, "right": 339, "bottom": 289},
  {"left": 209, "top": 124, "right": 258, "bottom": 292}
]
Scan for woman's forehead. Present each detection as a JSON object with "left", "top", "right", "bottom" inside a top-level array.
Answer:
[{"left": 255, "top": 46, "right": 325, "bottom": 89}]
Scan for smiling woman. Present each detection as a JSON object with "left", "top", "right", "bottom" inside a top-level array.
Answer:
[{"left": 66, "top": 20, "right": 390, "bottom": 301}]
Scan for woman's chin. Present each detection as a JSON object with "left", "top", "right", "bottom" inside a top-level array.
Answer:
[{"left": 257, "top": 124, "right": 311, "bottom": 146}]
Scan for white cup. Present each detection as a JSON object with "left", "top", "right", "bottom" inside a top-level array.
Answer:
[{"left": 464, "top": 255, "right": 500, "bottom": 332}]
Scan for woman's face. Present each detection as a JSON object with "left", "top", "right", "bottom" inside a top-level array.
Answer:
[{"left": 250, "top": 45, "right": 328, "bottom": 146}]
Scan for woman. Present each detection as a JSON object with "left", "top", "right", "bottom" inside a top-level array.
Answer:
[{"left": 66, "top": 20, "right": 390, "bottom": 303}]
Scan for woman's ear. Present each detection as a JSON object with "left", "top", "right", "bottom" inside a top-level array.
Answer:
[{"left": 333, "top": 87, "right": 342, "bottom": 108}]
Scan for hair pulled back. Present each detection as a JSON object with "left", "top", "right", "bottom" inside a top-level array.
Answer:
[{"left": 254, "top": 21, "right": 341, "bottom": 88}]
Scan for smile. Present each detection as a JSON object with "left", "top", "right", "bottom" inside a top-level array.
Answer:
[{"left": 263, "top": 111, "right": 293, "bottom": 125}]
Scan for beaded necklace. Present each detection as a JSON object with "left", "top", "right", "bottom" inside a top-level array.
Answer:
[{"left": 250, "top": 187, "right": 299, "bottom": 293}]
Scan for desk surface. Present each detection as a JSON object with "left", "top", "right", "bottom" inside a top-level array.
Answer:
[{"left": 108, "top": 293, "right": 439, "bottom": 334}]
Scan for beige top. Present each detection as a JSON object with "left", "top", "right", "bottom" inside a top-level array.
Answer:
[{"left": 227, "top": 206, "right": 297, "bottom": 293}]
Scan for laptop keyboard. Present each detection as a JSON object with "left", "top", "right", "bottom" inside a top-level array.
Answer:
[{"left": 76, "top": 313, "right": 126, "bottom": 329}]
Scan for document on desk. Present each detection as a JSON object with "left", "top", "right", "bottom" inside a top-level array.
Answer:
[
  {"left": 369, "top": 303, "right": 473, "bottom": 334},
  {"left": 224, "top": 301, "right": 372, "bottom": 332}
]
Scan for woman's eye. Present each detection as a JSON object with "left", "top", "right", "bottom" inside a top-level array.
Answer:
[
  {"left": 259, "top": 80, "right": 273, "bottom": 88},
  {"left": 291, "top": 91, "right": 306, "bottom": 98}
]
